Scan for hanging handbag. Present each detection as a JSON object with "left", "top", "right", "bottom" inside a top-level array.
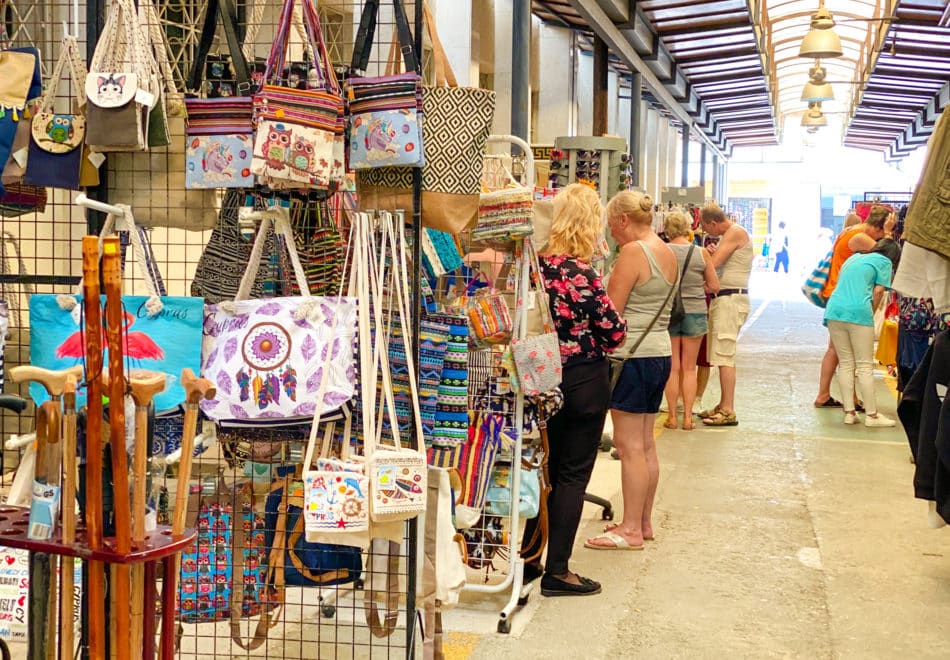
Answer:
[
  {"left": 250, "top": 0, "right": 344, "bottom": 190},
  {"left": 0, "top": 44, "right": 42, "bottom": 195},
  {"left": 85, "top": 0, "right": 154, "bottom": 152},
  {"left": 451, "top": 274, "right": 514, "bottom": 348},
  {"left": 451, "top": 412, "right": 511, "bottom": 529},
  {"left": 264, "top": 466, "right": 362, "bottom": 587},
  {"left": 427, "top": 312, "right": 470, "bottom": 448},
  {"left": 0, "top": 108, "right": 31, "bottom": 186},
  {"left": 107, "top": 0, "right": 217, "bottom": 229},
  {"left": 346, "top": 0, "right": 424, "bottom": 170},
  {"left": 183, "top": 0, "right": 256, "bottom": 190},
  {"left": 191, "top": 190, "right": 288, "bottom": 304},
  {"left": 24, "top": 36, "right": 88, "bottom": 190},
  {"left": 199, "top": 206, "right": 357, "bottom": 426},
  {"left": 0, "top": 182, "right": 46, "bottom": 217},
  {"left": 356, "top": 3, "right": 495, "bottom": 234},
  {"left": 801, "top": 248, "right": 833, "bottom": 308},
  {"left": 28, "top": 206, "right": 204, "bottom": 411},
  {"left": 668, "top": 244, "right": 695, "bottom": 327},
  {"left": 510, "top": 239, "right": 562, "bottom": 396},
  {"left": 473, "top": 184, "right": 535, "bottom": 245},
  {"left": 485, "top": 460, "right": 541, "bottom": 519}
]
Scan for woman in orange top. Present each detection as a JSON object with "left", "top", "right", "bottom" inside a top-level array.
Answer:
[{"left": 814, "top": 206, "right": 891, "bottom": 407}]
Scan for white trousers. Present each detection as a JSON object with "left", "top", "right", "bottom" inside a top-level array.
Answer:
[{"left": 827, "top": 320, "right": 878, "bottom": 415}]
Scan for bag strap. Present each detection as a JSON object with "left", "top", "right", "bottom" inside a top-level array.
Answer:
[
  {"left": 36, "top": 37, "right": 86, "bottom": 114},
  {"left": 350, "top": 0, "right": 417, "bottom": 74},
  {"left": 187, "top": 0, "right": 251, "bottom": 95},
  {"left": 513, "top": 238, "right": 554, "bottom": 337},
  {"left": 421, "top": 2, "right": 457, "bottom": 87},
  {"left": 364, "top": 538, "right": 401, "bottom": 637},
  {"left": 138, "top": 0, "right": 182, "bottom": 109},
  {"left": 260, "top": 0, "right": 328, "bottom": 90},
  {"left": 230, "top": 206, "right": 311, "bottom": 302},
  {"left": 229, "top": 483, "right": 275, "bottom": 650},
  {"left": 679, "top": 244, "right": 695, "bottom": 286},
  {"left": 286, "top": 498, "right": 351, "bottom": 583},
  {"left": 243, "top": 0, "right": 316, "bottom": 74}
]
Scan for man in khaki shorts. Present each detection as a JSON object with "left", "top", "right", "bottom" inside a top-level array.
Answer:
[{"left": 697, "top": 205, "right": 753, "bottom": 426}]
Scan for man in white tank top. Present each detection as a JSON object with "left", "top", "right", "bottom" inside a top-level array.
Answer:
[{"left": 698, "top": 206, "right": 753, "bottom": 426}]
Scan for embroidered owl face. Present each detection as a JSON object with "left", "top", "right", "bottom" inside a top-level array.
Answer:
[
  {"left": 46, "top": 115, "right": 75, "bottom": 143},
  {"left": 290, "top": 136, "right": 314, "bottom": 170},
  {"left": 264, "top": 125, "right": 292, "bottom": 164}
]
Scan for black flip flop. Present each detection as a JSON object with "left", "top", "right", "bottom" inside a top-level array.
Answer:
[{"left": 814, "top": 397, "right": 842, "bottom": 408}]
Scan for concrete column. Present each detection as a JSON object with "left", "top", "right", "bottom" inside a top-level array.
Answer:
[
  {"left": 592, "top": 37, "right": 608, "bottom": 136},
  {"left": 680, "top": 128, "right": 690, "bottom": 187},
  {"left": 656, "top": 114, "right": 669, "bottom": 200},
  {"left": 536, "top": 24, "right": 574, "bottom": 144},
  {"left": 644, "top": 108, "right": 657, "bottom": 198},
  {"left": 511, "top": 0, "right": 531, "bottom": 142},
  {"left": 492, "top": 0, "right": 512, "bottom": 136},
  {"left": 576, "top": 52, "right": 593, "bottom": 136},
  {"left": 699, "top": 143, "right": 707, "bottom": 186},
  {"left": 667, "top": 125, "right": 678, "bottom": 190},
  {"left": 711, "top": 153, "right": 720, "bottom": 202},
  {"left": 607, "top": 71, "right": 619, "bottom": 135},
  {"left": 630, "top": 73, "right": 643, "bottom": 188},
  {"left": 432, "top": 0, "right": 474, "bottom": 85}
]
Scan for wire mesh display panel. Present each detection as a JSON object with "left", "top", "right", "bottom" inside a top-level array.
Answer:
[{"left": 0, "top": 0, "right": 433, "bottom": 657}]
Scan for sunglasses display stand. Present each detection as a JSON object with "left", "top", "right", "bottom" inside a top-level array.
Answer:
[{"left": 549, "top": 136, "right": 633, "bottom": 203}]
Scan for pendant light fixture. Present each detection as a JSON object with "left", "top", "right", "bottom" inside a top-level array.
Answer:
[
  {"left": 801, "top": 102, "right": 828, "bottom": 127},
  {"left": 801, "top": 60, "right": 834, "bottom": 102},
  {"left": 799, "top": 2, "right": 843, "bottom": 58}
]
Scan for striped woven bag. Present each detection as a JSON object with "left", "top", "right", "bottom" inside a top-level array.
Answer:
[{"left": 801, "top": 248, "right": 833, "bottom": 308}]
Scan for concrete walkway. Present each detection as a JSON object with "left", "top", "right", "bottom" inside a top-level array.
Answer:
[{"left": 459, "top": 272, "right": 949, "bottom": 660}]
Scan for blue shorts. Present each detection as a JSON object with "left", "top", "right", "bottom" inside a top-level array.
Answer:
[
  {"left": 668, "top": 312, "right": 708, "bottom": 338},
  {"left": 610, "top": 356, "right": 672, "bottom": 414}
]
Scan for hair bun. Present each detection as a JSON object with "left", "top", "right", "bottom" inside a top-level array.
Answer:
[{"left": 639, "top": 195, "right": 653, "bottom": 212}]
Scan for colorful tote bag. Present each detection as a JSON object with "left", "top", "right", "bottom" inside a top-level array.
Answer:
[
  {"left": 802, "top": 249, "right": 832, "bottom": 308},
  {"left": 429, "top": 313, "right": 470, "bottom": 448},
  {"left": 199, "top": 207, "right": 357, "bottom": 426},
  {"left": 510, "top": 240, "right": 562, "bottom": 396},
  {"left": 29, "top": 209, "right": 203, "bottom": 412},
  {"left": 346, "top": 0, "right": 423, "bottom": 170},
  {"left": 0, "top": 46, "right": 42, "bottom": 196},
  {"left": 184, "top": 96, "right": 255, "bottom": 189},
  {"left": 453, "top": 412, "right": 510, "bottom": 529},
  {"left": 24, "top": 36, "right": 87, "bottom": 190},
  {"left": 250, "top": 0, "right": 344, "bottom": 189}
]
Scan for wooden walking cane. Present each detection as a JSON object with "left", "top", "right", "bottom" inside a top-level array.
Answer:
[
  {"left": 81, "top": 235, "right": 107, "bottom": 659},
  {"left": 159, "top": 369, "right": 214, "bottom": 660},
  {"left": 61, "top": 375, "right": 78, "bottom": 660},
  {"left": 7, "top": 366, "right": 82, "bottom": 660},
  {"left": 127, "top": 371, "right": 166, "bottom": 659},
  {"left": 102, "top": 236, "right": 132, "bottom": 660}
]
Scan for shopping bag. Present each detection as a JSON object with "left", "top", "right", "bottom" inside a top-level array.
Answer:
[
  {"left": 346, "top": 0, "right": 423, "bottom": 170},
  {"left": 199, "top": 206, "right": 357, "bottom": 426},
  {"left": 28, "top": 207, "right": 203, "bottom": 412},
  {"left": 24, "top": 36, "right": 88, "bottom": 190},
  {"left": 802, "top": 248, "right": 833, "bottom": 308},
  {"left": 452, "top": 412, "right": 511, "bottom": 529},
  {"left": 0, "top": 46, "right": 42, "bottom": 195}
]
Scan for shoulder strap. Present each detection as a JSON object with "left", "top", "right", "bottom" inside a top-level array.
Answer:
[
  {"left": 364, "top": 538, "right": 401, "bottom": 637},
  {"left": 187, "top": 0, "right": 251, "bottom": 94},
  {"left": 350, "top": 0, "right": 417, "bottom": 74},
  {"left": 680, "top": 244, "right": 695, "bottom": 279},
  {"left": 229, "top": 482, "right": 276, "bottom": 650}
]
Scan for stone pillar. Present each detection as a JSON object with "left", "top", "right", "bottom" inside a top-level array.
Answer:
[
  {"left": 575, "top": 51, "right": 593, "bottom": 136},
  {"left": 536, "top": 24, "right": 574, "bottom": 144},
  {"left": 592, "top": 36, "right": 608, "bottom": 136}
]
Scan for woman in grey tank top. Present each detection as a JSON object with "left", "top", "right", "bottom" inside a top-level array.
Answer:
[
  {"left": 662, "top": 213, "right": 719, "bottom": 430},
  {"left": 585, "top": 191, "right": 679, "bottom": 551}
]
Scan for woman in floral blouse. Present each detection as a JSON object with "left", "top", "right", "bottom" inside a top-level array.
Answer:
[{"left": 521, "top": 183, "right": 626, "bottom": 597}]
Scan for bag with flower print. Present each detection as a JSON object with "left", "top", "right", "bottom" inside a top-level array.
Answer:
[{"left": 199, "top": 207, "right": 357, "bottom": 427}]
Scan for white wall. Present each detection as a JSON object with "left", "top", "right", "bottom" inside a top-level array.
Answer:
[
  {"left": 535, "top": 24, "right": 574, "bottom": 144},
  {"left": 575, "top": 51, "right": 593, "bottom": 137}
]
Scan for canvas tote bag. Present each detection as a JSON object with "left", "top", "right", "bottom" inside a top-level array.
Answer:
[
  {"left": 108, "top": 0, "right": 218, "bottom": 229},
  {"left": 357, "top": 2, "right": 495, "bottom": 235}
]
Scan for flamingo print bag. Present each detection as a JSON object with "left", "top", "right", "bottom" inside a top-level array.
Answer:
[{"left": 27, "top": 207, "right": 204, "bottom": 411}]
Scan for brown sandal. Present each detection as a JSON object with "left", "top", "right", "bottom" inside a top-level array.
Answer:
[
  {"left": 663, "top": 416, "right": 678, "bottom": 430},
  {"left": 702, "top": 410, "right": 738, "bottom": 426}
]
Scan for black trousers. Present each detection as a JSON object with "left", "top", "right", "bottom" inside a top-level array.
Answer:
[{"left": 522, "top": 358, "right": 610, "bottom": 575}]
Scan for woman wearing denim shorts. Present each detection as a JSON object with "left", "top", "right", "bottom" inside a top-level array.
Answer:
[{"left": 662, "top": 213, "right": 720, "bottom": 430}]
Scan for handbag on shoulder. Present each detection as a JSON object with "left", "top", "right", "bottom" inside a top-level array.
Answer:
[{"left": 0, "top": 43, "right": 42, "bottom": 195}]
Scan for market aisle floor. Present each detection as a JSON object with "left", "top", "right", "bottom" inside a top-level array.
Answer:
[{"left": 456, "top": 271, "right": 950, "bottom": 660}]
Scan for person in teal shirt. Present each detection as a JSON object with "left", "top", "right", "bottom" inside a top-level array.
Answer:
[{"left": 824, "top": 239, "right": 902, "bottom": 427}]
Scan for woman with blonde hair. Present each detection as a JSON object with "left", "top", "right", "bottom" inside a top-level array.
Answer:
[
  {"left": 662, "top": 212, "right": 719, "bottom": 430},
  {"left": 520, "top": 183, "right": 626, "bottom": 595},
  {"left": 585, "top": 191, "right": 677, "bottom": 551}
]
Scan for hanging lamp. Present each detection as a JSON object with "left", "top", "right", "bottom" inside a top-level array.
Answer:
[
  {"left": 801, "top": 101, "right": 828, "bottom": 127},
  {"left": 801, "top": 61, "right": 835, "bottom": 102},
  {"left": 799, "top": 3, "right": 843, "bottom": 58}
]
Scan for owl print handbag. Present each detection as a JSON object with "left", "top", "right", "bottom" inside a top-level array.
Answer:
[
  {"left": 24, "top": 36, "right": 88, "bottom": 190},
  {"left": 250, "top": 0, "right": 344, "bottom": 190}
]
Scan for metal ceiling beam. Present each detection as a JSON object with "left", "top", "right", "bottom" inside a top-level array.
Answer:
[{"left": 566, "top": 0, "right": 732, "bottom": 160}]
